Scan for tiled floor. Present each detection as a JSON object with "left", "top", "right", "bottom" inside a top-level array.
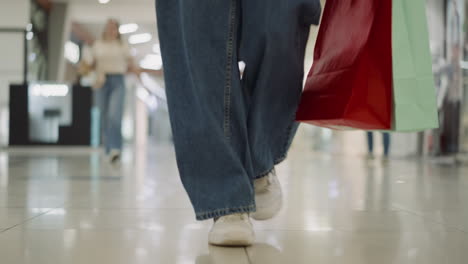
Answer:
[{"left": 1, "top": 141, "right": 468, "bottom": 264}]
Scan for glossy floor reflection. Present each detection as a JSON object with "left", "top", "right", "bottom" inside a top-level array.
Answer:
[{"left": 0, "top": 142, "right": 468, "bottom": 263}]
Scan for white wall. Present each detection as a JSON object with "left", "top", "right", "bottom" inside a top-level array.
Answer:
[
  {"left": 0, "top": 0, "right": 30, "bottom": 28},
  {"left": 0, "top": 0, "right": 30, "bottom": 146}
]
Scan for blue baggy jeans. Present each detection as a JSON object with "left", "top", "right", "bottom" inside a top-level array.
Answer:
[
  {"left": 96, "top": 74, "right": 126, "bottom": 154},
  {"left": 156, "top": 0, "right": 321, "bottom": 220}
]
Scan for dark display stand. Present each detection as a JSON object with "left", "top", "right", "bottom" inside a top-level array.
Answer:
[{"left": 9, "top": 83, "right": 92, "bottom": 146}]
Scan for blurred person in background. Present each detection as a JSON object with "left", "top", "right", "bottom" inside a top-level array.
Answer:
[
  {"left": 156, "top": 0, "right": 322, "bottom": 246},
  {"left": 80, "top": 19, "right": 160, "bottom": 164},
  {"left": 367, "top": 132, "right": 391, "bottom": 159}
]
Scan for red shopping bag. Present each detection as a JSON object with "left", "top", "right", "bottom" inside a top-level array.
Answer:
[{"left": 296, "top": 0, "right": 393, "bottom": 130}]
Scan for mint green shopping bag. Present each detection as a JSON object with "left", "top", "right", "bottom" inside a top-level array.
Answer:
[{"left": 392, "top": 0, "right": 439, "bottom": 131}]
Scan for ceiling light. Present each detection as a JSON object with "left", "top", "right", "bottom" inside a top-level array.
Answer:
[
  {"left": 119, "top": 23, "right": 139, "bottom": 34},
  {"left": 98, "top": 0, "right": 111, "bottom": 4},
  {"left": 129, "top": 33, "right": 152, "bottom": 45}
]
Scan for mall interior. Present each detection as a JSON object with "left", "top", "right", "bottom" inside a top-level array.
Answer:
[{"left": 1, "top": 0, "right": 468, "bottom": 263}]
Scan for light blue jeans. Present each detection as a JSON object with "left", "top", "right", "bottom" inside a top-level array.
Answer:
[
  {"left": 156, "top": 0, "right": 321, "bottom": 220},
  {"left": 367, "top": 132, "right": 391, "bottom": 157},
  {"left": 96, "top": 74, "right": 125, "bottom": 154}
]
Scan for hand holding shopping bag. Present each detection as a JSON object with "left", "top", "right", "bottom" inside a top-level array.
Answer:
[{"left": 296, "top": 0, "right": 438, "bottom": 132}]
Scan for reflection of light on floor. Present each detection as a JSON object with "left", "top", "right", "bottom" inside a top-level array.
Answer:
[
  {"left": 265, "top": 234, "right": 283, "bottom": 250},
  {"left": 142, "top": 223, "right": 164, "bottom": 231},
  {"left": 321, "top": 128, "right": 333, "bottom": 141},
  {"left": 79, "top": 220, "right": 93, "bottom": 229},
  {"left": 176, "top": 258, "right": 193, "bottom": 264},
  {"left": 31, "top": 208, "right": 66, "bottom": 215},
  {"left": 407, "top": 248, "right": 420, "bottom": 258},
  {"left": 183, "top": 223, "right": 205, "bottom": 230},
  {"left": 63, "top": 230, "right": 77, "bottom": 250},
  {"left": 328, "top": 180, "right": 340, "bottom": 199},
  {"left": 0, "top": 152, "right": 8, "bottom": 187},
  {"left": 334, "top": 247, "right": 344, "bottom": 257},
  {"left": 0, "top": 106, "right": 8, "bottom": 146},
  {"left": 90, "top": 152, "right": 101, "bottom": 179},
  {"left": 135, "top": 247, "right": 148, "bottom": 258},
  {"left": 304, "top": 212, "right": 333, "bottom": 232},
  {"left": 135, "top": 99, "right": 148, "bottom": 151},
  {"left": 136, "top": 186, "right": 155, "bottom": 201},
  {"left": 134, "top": 99, "right": 148, "bottom": 188},
  {"left": 28, "top": 158, "right": 60, "bottom": 179}
]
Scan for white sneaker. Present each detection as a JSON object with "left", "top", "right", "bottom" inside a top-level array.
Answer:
[
  {"left": 251, "top": 169, "right": 283, "bottom": 221},
  {"left": 208, "top": 213, "right": 255, "bottom": 246}
]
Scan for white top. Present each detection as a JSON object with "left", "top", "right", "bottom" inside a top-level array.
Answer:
[{"left": 87, "top": 39, "right": 132, "bottom": 74}]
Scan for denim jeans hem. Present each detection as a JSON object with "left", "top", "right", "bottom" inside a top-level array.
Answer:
[
  {"left": 255, "top": 167, "right": 275, "bottom": 180},
  {"left": 195, "top": 204, "right": 256, "bottom": 221},
  {"left": 254, "top": 111, "right": 297, "bottom": 180},
  {"left": 254, "top": 154, "right": 288, "bottom": 180}
]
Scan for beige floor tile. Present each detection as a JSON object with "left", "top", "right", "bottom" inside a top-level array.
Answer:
[
  {"left": 247, "top": 230, "right": 468, "bottom": 264},
  {"left": 0, "top": 208, "right": 46, "bottom": 229},
  {"left": 253, "top": 210, "right": 453, "bottom": 232},
  {"left": 25, "top": 208, "right": 209, "bottom": 230},
  {"left": 1, "top": 139, "right": 468, "bottom": 263},
  {"left": 0, "top": 228, "right": 249, "bottom": 264},
  {"left": 405, "top": 211, "right": 468, "bottom": 232}
]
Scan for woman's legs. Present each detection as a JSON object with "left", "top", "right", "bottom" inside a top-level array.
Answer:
[
  {"left": 106, "top": 75, "right": 125, "bottom": 154},
  {"left": 382, "top": 133, "right": 391, "bottom": 157},
  {"left": 97, "top": 75, "right": 125, "bottom": 155},
  {"left": 156, "top": 0, "right": 320, "bottom": 220},
  {"left": 367, "top": 132, "right": 390, "bottom": 157},
  {"left": 96, "top": 85, "right": 109, "bottom": 151},
  {"left": 367, "top": 132, "right": 374, "bottom": 155},
  {"left": 157, "top": 0, "right": 255, "bottom": 220},
  {"left": 240, "top": 0, "right": 321, "bottom": 179}
]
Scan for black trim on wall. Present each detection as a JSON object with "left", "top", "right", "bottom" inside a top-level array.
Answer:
[
  {"left": 8, "top": 84, "right": 29, "bottom": 145},
  {"left": 9, "top": 84, "right": 92, "bottom": 146}
]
